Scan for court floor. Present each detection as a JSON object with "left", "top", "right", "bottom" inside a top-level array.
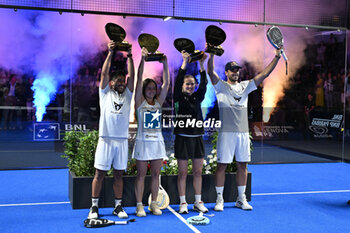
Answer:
[{"left": 1, "top": 162, "right": 350, "bottom": 233}]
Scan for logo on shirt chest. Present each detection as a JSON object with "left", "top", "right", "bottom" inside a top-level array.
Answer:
[
  {"left": 234, "top": 97, "right": 242, "bottom": 102},
  {"left": 114, "top": 101, "right": 123, "bottom": 111}
]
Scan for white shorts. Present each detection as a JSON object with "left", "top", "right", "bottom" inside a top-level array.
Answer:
[
  {"left": 94, "top": 137, "right": 128, "bottom": 171},
  {"left": 132, "top": 139, "right": 167, "bottom": 161},
  {"left": 216, "top": 132, "right": 251, "bottom": 163}
]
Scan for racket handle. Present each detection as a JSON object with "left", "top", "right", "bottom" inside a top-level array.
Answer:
[
  {"left": 114, "top": 220, "right": 128, "bottom": 225},
  {"left": 281, "top": 49, "right": 288, "bottom": 61}
]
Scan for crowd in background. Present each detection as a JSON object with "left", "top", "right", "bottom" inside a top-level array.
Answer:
[
  {"left": 267, "top": 33, "right": 349, "bottom": 132},
  {"left": 0, "top": 33, "right": 349, "bottom": 133}
]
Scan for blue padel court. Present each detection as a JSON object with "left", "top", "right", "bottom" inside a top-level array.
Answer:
[{"left": 1, "top": 162, "right": 350, "bottom": 233}]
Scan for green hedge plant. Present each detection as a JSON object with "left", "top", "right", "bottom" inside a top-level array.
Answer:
[
  {"left": 62, "top": 130, "right": 250, "bottom": 177},
  {"left": 62, "top": 130, "right": 98, "bottom": 176}
]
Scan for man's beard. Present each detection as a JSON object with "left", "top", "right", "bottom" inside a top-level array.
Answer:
[
  {"left": 114, "top": 85, "right": 125, "bottom": 93},
  {"left": 228, "top": 75, "right": 239, "bottom": 82}
]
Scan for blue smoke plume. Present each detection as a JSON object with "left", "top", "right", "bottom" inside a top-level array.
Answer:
[
  {"left": 194, "top": 73, "right": 216, "bottom": 119},
  {"left": 32, "top": 73, "right": 58, "bottom": 121},
  {"left": 0, "top": 9, "right": 103, "bottom": 122}
]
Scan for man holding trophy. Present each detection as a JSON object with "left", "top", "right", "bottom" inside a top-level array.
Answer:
[
  {"left": 88, "top": 23, "right": 134, "bottom": 220},
  {"left": 206, "top": 25, "right": 282, "bottom": 212}
]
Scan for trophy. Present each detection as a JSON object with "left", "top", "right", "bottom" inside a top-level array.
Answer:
[
  {"left": 138, "top": 33, "right": 164, "bottom": 62},
  {"left": 105, "top": 23, "right": 131, "bottom": 51},
  {"left": 174, "top": 38, "right": 204, "bottom": 63},
  {"left": 205, "top": 25, "right": 226, "bottom": 56}
]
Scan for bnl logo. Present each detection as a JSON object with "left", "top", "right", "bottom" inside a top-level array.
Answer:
[
  {"left": 144, "top": 110, "right": 161, "bottom": 129},
  {"left": 33, "top": 123, "right": 60, "bottom": 141}
]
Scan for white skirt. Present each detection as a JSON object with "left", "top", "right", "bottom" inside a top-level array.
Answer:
[{"left": 132, "top": 139, "right": 167, "bottom": 161}]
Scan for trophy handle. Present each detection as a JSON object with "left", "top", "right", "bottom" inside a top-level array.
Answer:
[
  {"left": 144, "top": 52, "right": 164, "bottom": 62},
  {"left": 189, "top": 51, "right": 204, "bottom": 63},
  {"left": 205, "top": 45, "right": 224, "bottom": 56},
  {"left": 115, "top": 41, "right": 131, "bottom": 52}
]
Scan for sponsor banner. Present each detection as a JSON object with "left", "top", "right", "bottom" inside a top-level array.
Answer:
[
  {"left": 309, "top": 114, "right": 343, "bottom": 138},
  {"left": 33, "top": 123, "right": 60, "bottom": 141},
  {"left": 251, "top": 122, "right": 294, "bottom": 139}
]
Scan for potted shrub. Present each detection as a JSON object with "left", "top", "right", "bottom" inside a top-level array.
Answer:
[
  {"left": 62, "top": 130, "right": 162, "bottom": 209},
  {"left": 62, "top": 130, "right": 251, "bottom": 209}
]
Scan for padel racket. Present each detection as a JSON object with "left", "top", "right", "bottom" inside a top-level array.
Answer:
[
  {"left": 266, "top": 26, "right": 288, "bottom": 75},
  {"left": 84, "top": 218, "right": 135, "bottom": 228},
  {"left": 186, "top": 212, "right": 210, "bottom": 225},
  {"left": 148, "top": 175, "right": 170, "bottom": 210}
]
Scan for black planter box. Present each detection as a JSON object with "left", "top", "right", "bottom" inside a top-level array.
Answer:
[{"left": 68, "top": 171, "right": 251, "bottom": 209}]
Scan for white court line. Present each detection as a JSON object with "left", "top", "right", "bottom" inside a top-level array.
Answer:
[
  {"left": 2, "top": 190, "right": 350, "bottom": 207},
  {"left": 0, "top": 201, "right": 70, "bottom": 207},
  {"left": 167, "top": 206, "right": 201, "bottom": 233},
  {"left": 252, "top": 190, "right": 350, "bottom": 196}
]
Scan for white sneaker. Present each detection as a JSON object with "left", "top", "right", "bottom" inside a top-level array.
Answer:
[
  {"left": 193, "top": 201, "right": 208, "bottom": 213},
  {"left": 136, "top": 204, "right": 147, "bottom": 217},
  {"left": 113, "top": 205, "right": 128, "bottom": 218},
  {"left": 214, "top": 196, "right": 224, "bottom": 211},
  {"left": 235, "top": 195, "right": 253, "bottom": 210},
  {"left": 179, "top": 203, "right": 188, "bottom": 214},
  {"left": 88, "top": 206, "right": 99, "bottom": 219},
  {"left": 150, "top": 202, "right": 162, "bottom": 215}
]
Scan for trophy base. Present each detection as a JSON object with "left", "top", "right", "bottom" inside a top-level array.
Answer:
[
  {"left": 145, "top": 53, "right": 164, "bottom": 62},
  {"left": 189, "top": 51, "right": 204, "bottom": 63},
  {"left": 115, "top": 43, "right": 131, "bottom": 52},
  {"left": 205, "top": 47, "right": 224, "bottom": 56}
]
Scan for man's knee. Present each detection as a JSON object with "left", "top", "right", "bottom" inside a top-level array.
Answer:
[
  {"left": 236, "top": 162, "right": 247, "bottom": 171},
  {"left": 113, "top": 170, "right": 124, "bottom": 180},
  {"left": 216, "top": 163, "right": 228, "bottom": 172},
  {"left": 94, "top": 169, "right": 107, "bottom": 182}
]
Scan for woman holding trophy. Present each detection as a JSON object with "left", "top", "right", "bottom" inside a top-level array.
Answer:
[
  {"left": 173, "top": 50, "right": 209, "bottom": 214},
  {"left": 133, "top": 47, "right": 170, "bottom": 217}
]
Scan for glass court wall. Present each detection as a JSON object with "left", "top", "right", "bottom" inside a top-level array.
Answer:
[{"left": 0, "top": 0, "right": 348, "bottom": 169}]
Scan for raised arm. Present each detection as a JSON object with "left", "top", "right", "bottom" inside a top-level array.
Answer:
[
  {"left": 135, "top": 47, "right": 148, "bottom": 109},
  {"left": 126, "top": 45, "right": 135, "bottom": 92},
  {"left": 157, "top": 55, "right": 170, "bottom": 106},
  {"left": 253, "top": 49, "right": 282, "bottom": 86},
  {"left": 197, "top": 53, "right": 208, "bottom": 101},
  {"left": 207, "top": 53, "right": 220, "bottom": 85},
  {"left": 100, "top": 41, "right": 115, "bottom": 89},
  {"left": 174, "top": 51, "right": 190, "bottom": 102}
]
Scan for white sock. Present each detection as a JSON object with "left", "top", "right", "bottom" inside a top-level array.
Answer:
[
  {"left": 115, "top": 199, "right": 122, "bottom": 207},
  {"left": 216, "top": 186, "right": 224, "bottom": 198},
  {"left": 179, "top": 195, "right": 186, "bottom": 204},
  {"left": 136, "top": 202, "right": 143, "bottom": 206},
  {"left": 194, "top": 195, "right": 202, "bottom": 204},
  {"left": 237, "top": 186, "right": 246, "bottom": 199},
  {"left": 92, "top": 198, "right": 99, "bottom": 207}
]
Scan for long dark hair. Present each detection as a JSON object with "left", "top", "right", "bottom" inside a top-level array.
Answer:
[{"left": 142, "top": 78, "right": 157, "bottom": 100}]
